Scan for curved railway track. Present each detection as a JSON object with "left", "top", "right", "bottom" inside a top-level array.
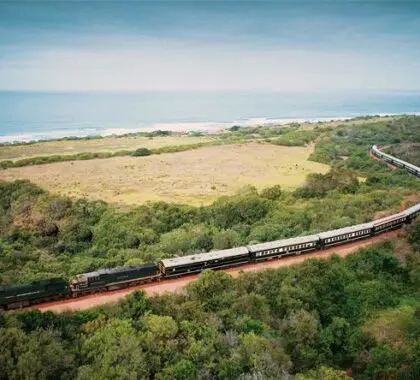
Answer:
[
  {"left": 2, "top": 144, "right": 420, "bottom": 312},
  {"left": 31, "top": 230, "right": 402, "bottom": 313}
]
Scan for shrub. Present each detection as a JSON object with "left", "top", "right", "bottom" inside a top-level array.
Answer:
[{"left": 132, "top": 148, "right": 152, "bottom": 157}]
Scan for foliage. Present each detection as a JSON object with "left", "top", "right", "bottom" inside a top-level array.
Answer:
[
  {"left": 1, "top": 236, "right": 420, "bottom": 378},
  {"left": 271, "top": 128, "right": 323, "bottom": 146},
  {"left": 0, "top": 140, "right": 237, "bottom": 169},
  {"left": 131, "top": 147, "right": 152, "bottom": 157},
  {"left": 386, "top": 143, "right": 420, "bottom": 166},
  {"left": 0, "top": 115, "right": 419, "bottom": 378},
  {"left": 295, "top": 168, "right": 359, "bottom": 198}
]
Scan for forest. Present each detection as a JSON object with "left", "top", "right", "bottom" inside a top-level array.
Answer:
[
  {"left": 1, "top": 229, "right": 419, "bottom": 379},
  {"left": 1, "top": 116, "right": 419, "bottom": 284},
  {"left": 0, "top": 115, "right": 420, "bottom": 379}
]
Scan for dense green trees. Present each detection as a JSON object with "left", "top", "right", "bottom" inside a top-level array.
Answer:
[
  {"left": 1, "top": 235, "right": 419, "bottom": 379},
  {"left": 0, "top": 163, "right": 416, "bottom": 284},
  {"left": 0, "top": 116, "right": 419, "bottom": 378}
]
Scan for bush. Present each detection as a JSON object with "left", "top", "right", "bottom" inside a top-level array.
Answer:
[{"left": 132, "top": 148, "right": 152, "bottom": 157}]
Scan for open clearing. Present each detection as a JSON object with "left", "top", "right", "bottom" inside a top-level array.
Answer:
[
  {"left": 0, "top": 135, "right": 211, "bottom": 161},
  {"left": 0, "top": 143, "right": 329, "bottom": 205}
]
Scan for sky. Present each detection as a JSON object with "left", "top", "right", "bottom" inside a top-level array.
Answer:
[{"left": 0, "top": 1, "right": 419, "bottom": 92}]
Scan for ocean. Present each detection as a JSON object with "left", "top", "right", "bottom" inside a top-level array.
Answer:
[{"left": 0, "top": 91, "right": 419, "bottom": 143}]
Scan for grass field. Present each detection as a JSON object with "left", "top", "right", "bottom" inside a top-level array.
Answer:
[
  {"left": 0, "top": 135, "right": 212, "bottom": 161},
  {"left": 0, "top": 143, "right": 329, "bottom": 205}
]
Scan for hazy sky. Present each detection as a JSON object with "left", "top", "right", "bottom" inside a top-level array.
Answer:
[{"left": 1, "top": 1, "right": 419, "bottom": 92}]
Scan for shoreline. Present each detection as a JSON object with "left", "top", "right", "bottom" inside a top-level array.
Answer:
[{"left": 0, "top": 113, "right": 415, "bottom": 144}]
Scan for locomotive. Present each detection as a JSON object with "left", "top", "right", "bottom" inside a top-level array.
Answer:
[{"left": 1, "top": 145, "right": 419, "bottom": 310}]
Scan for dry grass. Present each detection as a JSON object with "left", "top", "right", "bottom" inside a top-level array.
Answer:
[
  {"left": 0, "top": 143, "right": 329, "bottom": 206},
  {"left": 0, "top": 135, "right": 212, "bottom": 161}
]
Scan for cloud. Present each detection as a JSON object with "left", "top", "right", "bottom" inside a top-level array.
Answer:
[
  {"left": 0, "top": 35, "right": 419, "bottom": 92},
  {"left": 1, "top": 1, "right": 419, "bottom": 92}
]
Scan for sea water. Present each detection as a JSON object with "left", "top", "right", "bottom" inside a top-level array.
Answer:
[{"left": 0, "top": 91, "right": 419, "bottom": 142}]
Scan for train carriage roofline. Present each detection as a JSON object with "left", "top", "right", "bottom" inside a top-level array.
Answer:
[
  {"left": 372, "top": 212, "right": 407, "bottom": 226},
  {"left": 160, "top": 246, "right": 249, "bottom": 269},
  {"left": 405, "top": 203, "right": 420, "bottom": 217},
  {"left": 372, "top": 145, "right": 420, "bottom": 173},
  {"left": 318, "top": 222, "right": 373, "bottom": 240},
  {"left": 247, "top": 234, "right": 320, "bottom": 253}
]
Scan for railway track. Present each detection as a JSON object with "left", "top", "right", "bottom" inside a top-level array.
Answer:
[
  {"left": 3, "top": 144, "right": 419, "bottom": 312},
  {"left": 30, "top": 229, "right": 401, "bottom": 313}
]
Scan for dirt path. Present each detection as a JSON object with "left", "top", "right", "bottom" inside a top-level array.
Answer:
[{"left": 30, "top": 230, "right": 401, "bottom": 313}]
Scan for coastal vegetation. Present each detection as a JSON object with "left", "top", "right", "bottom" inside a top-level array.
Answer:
[
  {"left": 0, "top": 116, "right": 398, "bottom": 168},
  {"left": 0, "top": 134, "right": 214, "bottom": 163},
  {"left": 0, "top": 115, "right": 419, "bottom": 378},
  {"left": 0, "top": 144, "right": 329, "bottom": 205},
  {"left": 0, "top": 140, "right": 222, "bottom": 169},
  {"left": 0, "top": 116, "right": 419, "bottom": 283},
  {"left": 386, "top": 143, "right": 420, "bottom": 167},
  {"left": 1, "top": 232, "right": 419, "bottom": 379}
]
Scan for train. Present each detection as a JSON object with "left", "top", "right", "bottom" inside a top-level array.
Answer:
[
  {"left": 1, "top": 145, "right": 419, "bottom": 310},
  {"left": 371, "top": 144, "right": 420, "bottom": 177}
]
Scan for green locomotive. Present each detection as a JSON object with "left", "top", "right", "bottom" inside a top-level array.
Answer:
[
  {"left": 70, "top": 263, "right": 159, "bottom": 295},
  {"left": 0, "top": 278, "right": 69, "bottom": 309}
]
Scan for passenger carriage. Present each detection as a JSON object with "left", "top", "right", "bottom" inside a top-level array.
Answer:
[
  {"left": 405, "top": 204, "right": 420, "bottom": 221},
  {"left": 318, "top": 223, "right": 373, "bottom": 247},
  {"left": 372, "top": 212, "right": 407, "bottom": 234},
  {"left": 247, "top": 235, "right": 320, "bottom": 261},
  {"left": 159, "top": 247, "right": 250, "bottom": 277}
]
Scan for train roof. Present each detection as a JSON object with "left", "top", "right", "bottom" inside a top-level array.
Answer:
[
  {"left": 404, "top": 203, "right": 420, "bottom": 216},
  {"left": 372, "top": 211, "right": 407, "bottom": 226},
  {"left": 318, "top": 222, "right": 373, "bottom": 239},
  {"left": 79, "top": 263, "right": 157, "bottom": 279},
  {"left": 160, "top": 246, "right": 249, "bottom": 268},
  {"left": 247, "top": 234, "right": 319, "bottom": 253},
  {"left": 373, "top": 147, "right": 419, "bottom": 172}
]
